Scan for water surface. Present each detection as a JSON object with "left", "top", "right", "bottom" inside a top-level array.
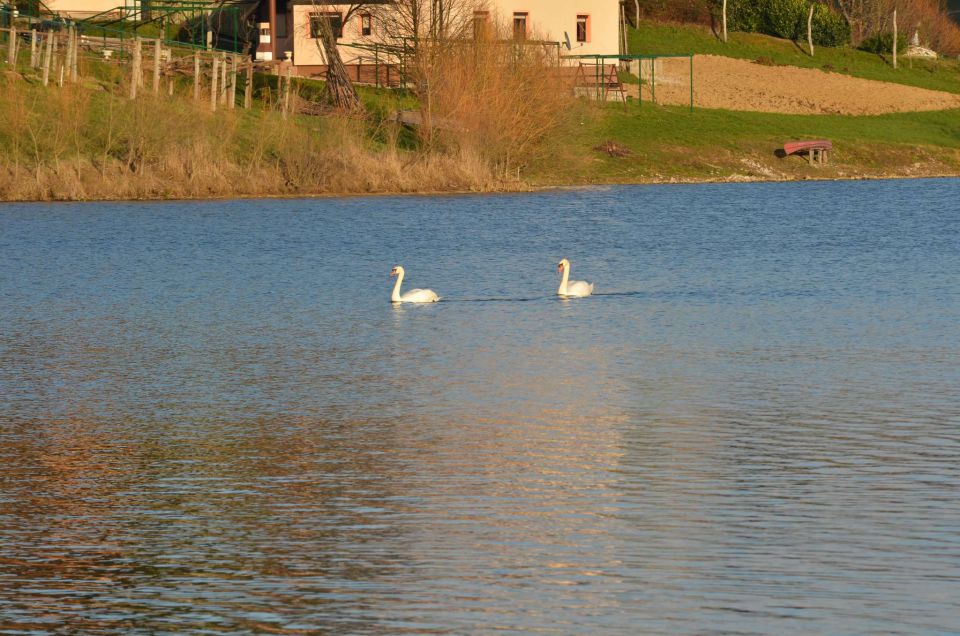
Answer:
[{"left": 1, "top": 180, "right": 959, "bottom": 634}]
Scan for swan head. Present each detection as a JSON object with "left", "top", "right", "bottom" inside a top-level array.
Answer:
[
  {"left": 390, "top": 265, "right": 404, "bottom": 277},
  {"left": 557, "top": 258, "right": 570, "bottom": 274}
]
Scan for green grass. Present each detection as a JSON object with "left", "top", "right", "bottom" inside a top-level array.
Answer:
[
  {"left": 529, "top": 102, "right": 960, "bottom": 183},
  {"left": 629, "top": 20, "right": 960, "bottom": 94}
]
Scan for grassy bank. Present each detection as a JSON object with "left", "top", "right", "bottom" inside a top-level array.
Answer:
[
  {"left": 1, "top": 37, "right": 959, "bottom": 202},
  {"left": 531, "top": 103, "right": 960, "bottom": 185},
  {"left": 629, "top": 20, "right": 960, "bottom": 94}
]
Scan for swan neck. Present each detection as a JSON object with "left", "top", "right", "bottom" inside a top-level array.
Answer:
[
  {"left": 558, "top": 265, "right": 570, "bottom": 295},
  {"left": 391, "top": 270, "right": 404, "bottom": 302}
]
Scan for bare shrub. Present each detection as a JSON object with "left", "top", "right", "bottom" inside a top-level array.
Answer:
[
  {"left": 835, "top": 0, "right": 960, "bottom": 53},
  {"left": 414, "top": 18, "right": 574, "bottom": 175},
  {"left": 0, "top": 53, "right": 511, "bottom": 201}
]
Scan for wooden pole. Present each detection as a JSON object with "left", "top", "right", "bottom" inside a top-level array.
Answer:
[
  {"left": 129, "top": 38, "right": 140, "bottom": 99},
  {"left": 8, "top": 23, "right": 17, "bottom": 65},
  {"left": 42, "top": 32, "right": 52, "bottom": 86},
  {"left": 152, "top": 38, "right": 161, "bottom": 93},
  {"left": 193, "top": 53, "right": 200, "bottom": 100},
  {"left": 63, "top": 27, "right": 71, "bottom": 79},
  {"left": 71, "top": 27, "right": 79, "bottom": 82},
  {"left": 807, "top": 4, "right": 814, "bottom": 57},
  {"left": 13, "top": 27, "right": 21, "bottom": 67},
  {"left": 30, "top": 29, "right": 37, "bottom": 68},
  {"left": 892, "top": 9, "right": 897, "bottom": 69},
  {"left": 228, "top": 54, "right": 237, "bottom": 109},
  {"left": 137, "top": 38, "right": 144, "bottom": 88},
  {"left": 219, "top": 53, "right": 227, "bottom": 105},
  {"left": 210, "top": 55, "right": 218, "bottom": 111},
  {"left": 244, "top": 61, "right": 252, "bottom": 109}
]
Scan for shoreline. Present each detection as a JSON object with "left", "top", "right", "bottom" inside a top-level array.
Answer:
[{"left": 2, "top": 170, "right": 958, "bottom": 204}]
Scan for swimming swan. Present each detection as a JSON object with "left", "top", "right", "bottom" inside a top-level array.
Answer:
[
  {"left": 390, "top": 266, "right": 439, "bottom": 303},
  {"left": 557, "top": 258, "right": 594, "bottom": 297}
]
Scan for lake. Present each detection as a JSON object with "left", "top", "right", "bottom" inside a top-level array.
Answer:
[{"left": 1, "top": 180, "right": 958, "bottom": 634}]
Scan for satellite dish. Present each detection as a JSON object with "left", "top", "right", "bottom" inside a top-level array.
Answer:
[{"left": 564, "top": 31, "right": 572, "bottom": 50}]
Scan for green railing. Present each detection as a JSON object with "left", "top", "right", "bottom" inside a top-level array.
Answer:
[
  {"left": 1, "top": 4, "right": 246, "bottom": 57},
  {"left": 74, "top": 0, "right": 249, "bottom": 52},
  {"left": 562, "top": 53, "right": 695, "bottom": 112}
]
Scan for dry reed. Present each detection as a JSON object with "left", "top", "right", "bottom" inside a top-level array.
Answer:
[
  {"left": 0, "top": 72, "right": 504, "bottom": 201},
  {"left": 410, "top": 19, "right": 576, "bottom": 176}
]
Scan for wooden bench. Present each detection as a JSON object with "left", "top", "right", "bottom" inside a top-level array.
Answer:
[{"left": 784, "top": 140, "right": 832, "bottom": 165}]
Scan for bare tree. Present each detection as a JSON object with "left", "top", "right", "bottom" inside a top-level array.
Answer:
[
  {"left": 722, "top": 0, "right": 728, "bottom": 42},
  {"left": 366, "top": 0, "right": 484, "bottom": 138},
  {"left": 368, "top": 0, "right": 480, "bottom": 53},
  {"left": 831, "top": 0, "right": 889, "bottom": 44},
  {"left": 307, "top": 2, "right": 378, "bottom": 110}
]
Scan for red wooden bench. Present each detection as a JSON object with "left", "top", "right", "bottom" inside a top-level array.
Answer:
[{"left": 784, "top": 140, "right": 832, "bottom": 165}]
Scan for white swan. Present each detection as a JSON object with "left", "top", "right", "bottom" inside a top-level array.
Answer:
[
  {"left": 557, "top": 258, "right": 594, "bottom": 297},
  {"left": 390, "top": 266, "right": 439, "bottom": 303}
]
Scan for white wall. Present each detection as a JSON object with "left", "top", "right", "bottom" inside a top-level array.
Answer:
[
  {"left": 489, "top": 0, "right": 620, "bottom": 56},
  {"left": 45, "top": 0, "right": 122, "bottom": 19},
  {"left": 290, "top": 0, "right": 621, "bottom": 67}
]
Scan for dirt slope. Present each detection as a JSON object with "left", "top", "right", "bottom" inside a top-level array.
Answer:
[{"left": 647, "top": 54, "right": 960, "bottom": 114}]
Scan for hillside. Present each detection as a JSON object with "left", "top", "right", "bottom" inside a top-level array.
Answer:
[
  {"left": 629, "top": 20, "right": 960, "bottom": 94},
  {"left": 644, "top": 54, "right": 960, "bottom": 114}
]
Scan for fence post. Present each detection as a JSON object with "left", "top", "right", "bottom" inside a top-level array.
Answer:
[
  {"left": 30, "top": 28, "right": 37, "bottom": 68},
  {"left": 152, "top": 37, "right": 161, "bottom": 92},
  {"left": 71, "top": 27, "right": 79, "bottom": 82},
  {"left": 228, "top": 54, "right": 237, "bottom": 109},
  {"left": 63, "top": 27, "right": 71, "bottom": 78},
  {"left": 129, "top": 38, "right": 141, "bottom": 99},
  {"left": 42, "top": 31, "right": 52, "bottom": 86},
  {"left": 219, "top": 53, "right": 227, "bottom": 104},
  {"left": 193, "top": 53, "right": 200, "bottom": 100},
  {"left": 244, "top": 60, "right": 252, "bottom": 109},
  {"left": 210, "top": 55, "right": 218, "bottom": 111},
  {"left": 8, "top": 23, "right": 17, "bottom": 65}
]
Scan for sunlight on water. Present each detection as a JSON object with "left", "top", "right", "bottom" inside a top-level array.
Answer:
[{"left": 1, "top": 180, "right": 959, "bottom": 634}]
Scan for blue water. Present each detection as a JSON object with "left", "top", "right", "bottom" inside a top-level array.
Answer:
[{"left": 1, "top": 180, "right": 958, "bottom": 634}]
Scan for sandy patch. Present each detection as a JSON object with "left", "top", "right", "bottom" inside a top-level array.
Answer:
[{"left": 640, "top": 54, "right": 960, "bottom": 115}]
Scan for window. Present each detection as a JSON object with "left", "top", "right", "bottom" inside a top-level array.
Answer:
[
  {"left": 576, "top": 14, "right": 589, "bottom": 43},
  {"left": 473, "top": 10, "right": 489, "bottom": 39},
  {"left": 360, "top": 13, "right": 372, "bottom": 36},
  {"left": 310, "top": 12, "right": 343, "bottom": 39},
  {"left": 513, "top": 12, "right": 527, "bottom": 40}
]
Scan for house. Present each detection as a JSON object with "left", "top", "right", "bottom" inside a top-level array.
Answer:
[
  {"left": 42, "top": 0, "right": 122, "bottom": 19},
  {"left": 253, "top": 0, "right": 621, "bottom": 76}
]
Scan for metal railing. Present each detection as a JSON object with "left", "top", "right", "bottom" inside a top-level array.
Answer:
[{"left": 562, "top": 53, "right": 695, "bottom": 112}]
